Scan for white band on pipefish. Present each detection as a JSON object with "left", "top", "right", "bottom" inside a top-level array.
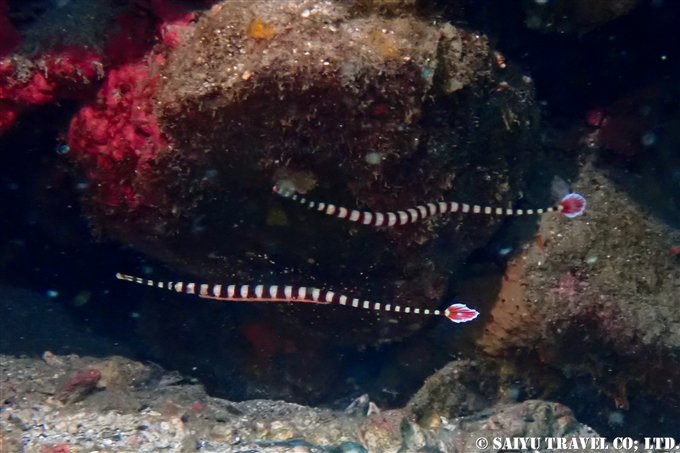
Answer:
[
  {"left": 115, "top": 273, "right": 479, "bottom": 324},
  {"left": 272, "top": 185, "right": 586, "bottom": 226}
]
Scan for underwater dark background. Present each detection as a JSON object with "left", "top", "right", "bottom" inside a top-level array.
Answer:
[{"left": 1, "top": 0, "right": 679, "bottom": 440}]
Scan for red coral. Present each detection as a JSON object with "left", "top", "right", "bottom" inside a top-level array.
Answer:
[
  {"left": 67, "top": 62, "right": 166, "bottom": 209},
  {"left": 0, "top": 0, "right": 199, "bottom": 134},
  {"left": 0, "top": 48, "right": 103, "bottom": 133},
  {"left": 44, "top": 48, "right": 103, "bottom": 93},
  {"left": 67, "top": 0, "right": 201, "bottom": 211}
]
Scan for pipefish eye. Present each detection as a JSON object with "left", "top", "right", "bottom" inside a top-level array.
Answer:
[{"left": 55, "top": 143, "right": 70, "bottom": 155}]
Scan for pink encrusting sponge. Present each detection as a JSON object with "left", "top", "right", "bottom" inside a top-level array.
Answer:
[
  {"left": 116, "top": 273, "right": 480, "bottom": 324},
  {"left": 273, "top": 185, "right": 587, "bottom": 227}
]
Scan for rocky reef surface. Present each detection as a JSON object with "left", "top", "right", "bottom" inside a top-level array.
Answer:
[
  {"left": 1, "top": 0, "right": 678, "bottom": 443},
  {"left": 464, "top": 160, "right": 680, "bottom": 435},
  {"left": 0, "top": 353, "right": 604, "bottom": 453}
]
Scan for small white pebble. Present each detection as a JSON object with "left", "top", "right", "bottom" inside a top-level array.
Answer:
[{"left": 364, "top": 151, "right": 382, "bottom": 165}]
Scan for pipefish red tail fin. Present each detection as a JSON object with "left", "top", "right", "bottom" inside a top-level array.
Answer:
[
  {"left": 115, "top": 273, "right": 479, "bottom": 324},
  {"left": 273, "top": 185, "right": 586, "bottom": 227}
]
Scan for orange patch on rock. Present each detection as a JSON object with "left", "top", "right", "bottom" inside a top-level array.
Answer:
[
  {"left": 476, "top": 258, "right": 543, "bottom": 356},
  {"left": 368, "top": 30, "right": 398, "bottom": 58},
  {"left": 247, "top": 19, "right": 276, "bottom": 40}
]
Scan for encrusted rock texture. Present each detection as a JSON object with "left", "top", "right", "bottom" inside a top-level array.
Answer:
[
  {"left": 74, "top": 0, "right": 542, "bottom": 345},
  {"left": 0, "top": 354, "right": 603, "bottom": 453},
  {"left": 475, "top": 160, "right": 680, "bottom": 428}
]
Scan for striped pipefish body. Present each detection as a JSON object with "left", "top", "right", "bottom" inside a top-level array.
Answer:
[
  {"left": 273, "top": 185, "right": 586, "bottom": 227},
  {"left": 116, "top": 273, "right": 480, "bottom": 324}
]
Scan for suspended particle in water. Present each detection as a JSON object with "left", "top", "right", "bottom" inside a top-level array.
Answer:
[
  {"left": 497, "top": 246, "right": 513, "bottom": 257},
  {"left": 46, "top": 290, "right": 59, "bottom": 298},
  {"left": 55, "top": 143, "right": 70, "bottom": 155},
  {"left": 641, "top": 131, "right": 656, "bottom": 147},
  {"left": 73, "top": 290, "right": 92, "bottom": 307},
  {"left": 203, "top": 169, "right": 219, "bottom": 181},
  {"left": 608, "top": 411, "right": 625, "bottom": 427},
  {"left": 192, "top": 215, "right": 207, "bottom": 234}
]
